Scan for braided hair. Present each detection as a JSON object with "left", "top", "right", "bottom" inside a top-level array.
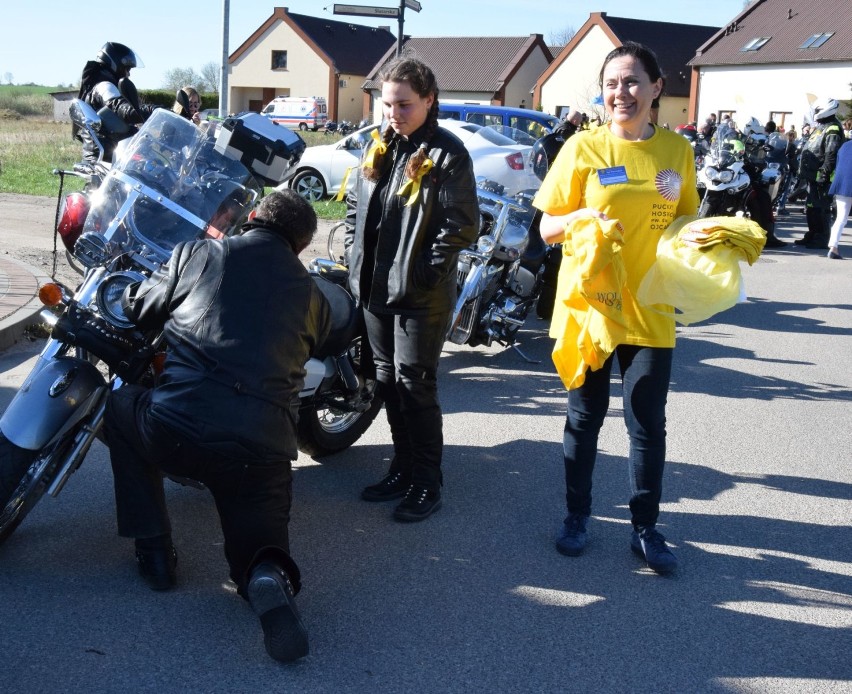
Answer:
[{"left": 363, "top": 57, "right": 441, "bottom": 182}]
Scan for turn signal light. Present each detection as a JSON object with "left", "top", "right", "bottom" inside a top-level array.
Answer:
[{"left": 38, "top": 283, "right": 64, "bottom": 307}]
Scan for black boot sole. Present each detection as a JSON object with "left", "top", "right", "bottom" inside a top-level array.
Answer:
[
  {"left": 247, "top": 567, "right": 309, "bottom": 663},
  {"left": 393, "top": 497, "right": 442, "bottom": 522}
]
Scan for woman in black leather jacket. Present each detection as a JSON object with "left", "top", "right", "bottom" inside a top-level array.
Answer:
[{"left": 344, "top": 57, "right": 479, "bottom": 522}]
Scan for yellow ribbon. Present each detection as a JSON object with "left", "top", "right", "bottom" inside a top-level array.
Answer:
[
  {"left": 335, "top": 166, "right": 355, "bottom": 201},
  {"left": 396, "top": 157, "right": 434, "bottom": 207},
  {"left": 361, "top": 129, "right": 387, "bottom": 171}
]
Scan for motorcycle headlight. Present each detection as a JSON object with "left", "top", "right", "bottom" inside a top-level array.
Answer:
[
  {"left": 718, "top": 170, "right": 735, "bottom": 183},
  {"left": 96, "top": 271, "right": 147, "bottom": 329},
  {"left": 476, "top": 235, "right": 497, "bottom": 254},
  {"left": 705, "top": 166, "right": 719, "bottom": 180}
]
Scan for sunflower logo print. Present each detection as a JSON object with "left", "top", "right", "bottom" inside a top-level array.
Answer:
[{"left": 655, "top": 169, "right": 682, "bottom": 202}]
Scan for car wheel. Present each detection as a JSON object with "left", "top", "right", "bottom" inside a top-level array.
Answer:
[
  {"left": 299, "top": 123, "right": 308, "bottom": 132},
  {"left": 291, "top": 170, "right": 327, "bottom": 202}
]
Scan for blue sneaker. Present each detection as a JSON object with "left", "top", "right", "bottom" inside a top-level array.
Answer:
[
  {"left": 631, "top": 527, "right": 677, "bottom": 574},
  {"left": 556, "top": 513, "right": 589, "bottom": 556}
]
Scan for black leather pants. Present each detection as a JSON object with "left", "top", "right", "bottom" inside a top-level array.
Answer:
[{"left": 363, "top": 309, "right": 450, "bottom": 489}]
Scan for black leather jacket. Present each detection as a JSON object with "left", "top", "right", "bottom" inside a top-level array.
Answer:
[
  {"left": 77, "top": 61, "right": 156, "bottom": 162},
  {"left": 122, "top": 227, "right": 331, "bottom": 461},
  {"left": 343, "top": 124, "right": 479, "bottom": 315},
  {"left": 800, "top": 117, "right": 844, "bottom": 182}
]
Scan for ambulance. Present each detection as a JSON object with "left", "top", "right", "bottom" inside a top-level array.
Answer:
[{"left": 261, "top": 96, "right": 328, "bottom": 131}]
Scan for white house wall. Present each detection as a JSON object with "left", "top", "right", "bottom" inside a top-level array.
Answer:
[
  {"left": 696, "top": 63, "right": 852, "bottom": 130},
  {"left": 540, "top": 26, "right": 614, "bottom": 118},
  {"left": 229, "top": 22, "right": 330, "bottom": 113},
  {"left": 505, "top": 47, "right": 552, "bottom": 110}
]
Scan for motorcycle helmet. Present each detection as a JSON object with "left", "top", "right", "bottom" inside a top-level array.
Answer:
[
  {"left": 95, "top": 42, "right": 143, "bottom": 76},
  {"left": 743, "top": 117, "right": 765, "bottom": 138},
  {"left": 531, "top": 132, "right": 566, "bottom": 181},
  {"left": 813, "top": 97, "right": 839, "bottom": 121}
]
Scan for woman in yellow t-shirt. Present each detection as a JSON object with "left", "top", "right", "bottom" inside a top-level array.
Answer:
[{"left": 533, "top": 42, "right": 699, "bottom": 574}]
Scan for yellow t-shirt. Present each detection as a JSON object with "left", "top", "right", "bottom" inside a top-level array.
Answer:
[{"left": 533, "top": 125, "right": 699, "bottom": 347}]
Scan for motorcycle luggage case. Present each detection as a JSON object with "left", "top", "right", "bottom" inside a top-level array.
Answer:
[{"left": 215, "top": 113, "right": 306, "bottom": 186}]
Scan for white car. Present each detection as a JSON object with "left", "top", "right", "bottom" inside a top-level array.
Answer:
[{"left": 282, "top": 119, "right": 538, "bottom": 202}]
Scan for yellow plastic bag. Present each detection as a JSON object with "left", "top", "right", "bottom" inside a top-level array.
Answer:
[{"left": 637, "top": 215, "right": 757, "bottom": 326}]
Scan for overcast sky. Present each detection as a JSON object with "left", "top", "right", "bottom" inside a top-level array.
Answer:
[{"left": 0, "top": 0, "right": 750, "bottom": 89}]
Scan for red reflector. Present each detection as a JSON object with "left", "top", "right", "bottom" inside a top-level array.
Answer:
[
  {"left": 505, "top": 152, "right": 525, "bottom": 171},
  {"left": 57, "top": 192, "right": 90, "bottom": 251}
]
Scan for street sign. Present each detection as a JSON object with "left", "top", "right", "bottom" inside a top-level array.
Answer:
[
  {"left": 333, "top": 4, "right": 399, "bottom": 18},
  {"left": 404, "top": 0, "right": 422, "bottom": 11}
]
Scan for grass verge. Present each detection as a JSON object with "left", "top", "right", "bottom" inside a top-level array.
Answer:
[{"left": 0, "top": 114, "right": 346, "bottom": 218}]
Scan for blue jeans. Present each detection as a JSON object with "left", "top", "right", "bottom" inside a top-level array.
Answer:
[{"left": 563, "top": 345, "right": 673, "bottom": 529}]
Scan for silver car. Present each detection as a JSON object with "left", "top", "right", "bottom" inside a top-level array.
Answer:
[{"left": 282, "top": 119, "right": 538, "bottom": 202}]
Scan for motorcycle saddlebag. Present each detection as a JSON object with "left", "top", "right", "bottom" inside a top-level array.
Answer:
[{"left": 215, "top": 113, "right": 306, "bottom": 186}]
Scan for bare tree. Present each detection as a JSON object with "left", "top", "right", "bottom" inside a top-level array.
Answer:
[
  {"left": 547, "top": 26, "right": 576, "bottom": 51},
  {"left": 162, "top": 67, "right": 203, "bottom": 93},
  {"left": 199, "top": 62, "right": 219, "bottom": 94},
  {"left": 3, "top": 72, "right": 13, "bottom": 86}
]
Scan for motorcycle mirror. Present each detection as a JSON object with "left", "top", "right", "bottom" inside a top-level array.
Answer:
[
  {"left": 118, "top": 77, "right": 142, "bottom": 113},
  {"left": 69, "top": 99, "right": 102, "bottom": 132},
  {"left": 174, "top": 88, "right": 190, "bottom": 115}
]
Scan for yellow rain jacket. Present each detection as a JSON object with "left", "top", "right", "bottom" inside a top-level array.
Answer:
[{"left": 551, "top": 217, "right": 628, "bottom": 390}]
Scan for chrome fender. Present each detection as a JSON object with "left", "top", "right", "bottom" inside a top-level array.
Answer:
[{"left": 0, "top": 357, "right": 107, "bottom": 450}]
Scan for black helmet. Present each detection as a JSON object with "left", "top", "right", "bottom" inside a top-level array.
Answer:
[
  {"left": 95, "top": 42, "right": 142, "bottom": 75},
  {"left": 532, "top": 132, "right": 565, "bottom": 181}
]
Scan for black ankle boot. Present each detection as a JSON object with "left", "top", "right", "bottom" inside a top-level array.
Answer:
[
  {"left": 393, "top": 484, "right": 442, "bottom": 522},
  {"left": 247, "top": 563, "right": 309, "bottom": 663},
  {"left": 361, "top": 470, "right": 410, "bottom": 502},
  {"left": 134, "top": 536, "right": 177, "bottom": 591}
]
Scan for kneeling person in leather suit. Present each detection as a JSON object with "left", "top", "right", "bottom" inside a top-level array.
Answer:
[{"left": 104, "top": 190, "right": 331, "bottom": 663}]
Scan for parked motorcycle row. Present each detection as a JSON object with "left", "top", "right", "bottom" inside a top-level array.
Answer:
[{"left": 689, "top": 118, "right": 811, "bottom": 230}]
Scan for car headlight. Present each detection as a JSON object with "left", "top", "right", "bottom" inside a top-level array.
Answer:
[{"left": 96, "top": 271, "right": 147, "bottom": 329}]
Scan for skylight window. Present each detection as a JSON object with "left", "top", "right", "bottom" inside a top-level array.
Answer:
[
  {"left": 741, "top": 37, "right": 771, "bottom": 52},
  {"left": 800, "top": 33, "right": 834, "bottom": 49}
]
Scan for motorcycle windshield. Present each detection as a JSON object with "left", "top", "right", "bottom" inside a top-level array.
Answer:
[{"left": 83, "top": 110, "right": 260, "bottom": 262}]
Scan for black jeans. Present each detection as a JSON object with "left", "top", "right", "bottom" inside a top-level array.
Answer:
[
  {"left": 563, "top": 345, "right": 673, "bottom": 529},
  {"left": 104, "top": 384, "right": 300, "bottom": 594},
  {"left": 363, "top": 308, "right": 450, "bottom": 489}
]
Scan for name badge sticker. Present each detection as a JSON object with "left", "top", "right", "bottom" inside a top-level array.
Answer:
[{"left": 597, "top": 166, "right": 629, "bottom": 185}]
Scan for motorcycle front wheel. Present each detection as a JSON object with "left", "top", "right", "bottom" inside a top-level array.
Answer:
[{"left": 0, "top": 433, "right": 58, "bottom": 545}]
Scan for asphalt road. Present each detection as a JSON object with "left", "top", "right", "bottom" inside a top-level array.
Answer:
[{"left": 0, "top": 198, "right": 850, "bottom": 692}]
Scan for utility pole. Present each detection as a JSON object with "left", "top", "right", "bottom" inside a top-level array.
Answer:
[{"left": 219, "top": 0, "right": 230, "bottom": 118}]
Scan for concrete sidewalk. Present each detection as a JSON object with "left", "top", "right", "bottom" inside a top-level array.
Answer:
[{"left": 0, "top": 255, "right": 51, "bottom": 351}]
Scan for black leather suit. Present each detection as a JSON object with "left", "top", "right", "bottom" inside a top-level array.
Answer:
[
  {"left": 800, "top": 117, "right": 844, "bottom": 245},
  {"left": 104, "top": 226, "right": 330, "bottom": 593},
  {"left": 343, "top": 123, "right": 478, "bottom": 488}
]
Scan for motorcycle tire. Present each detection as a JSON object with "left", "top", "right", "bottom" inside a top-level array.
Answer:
[
  {"left": 297, "top": 390, "right": 384, "bottom": 458},
  {"left": 0, "top": 433, "right": 48, "bottom": 545}
]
